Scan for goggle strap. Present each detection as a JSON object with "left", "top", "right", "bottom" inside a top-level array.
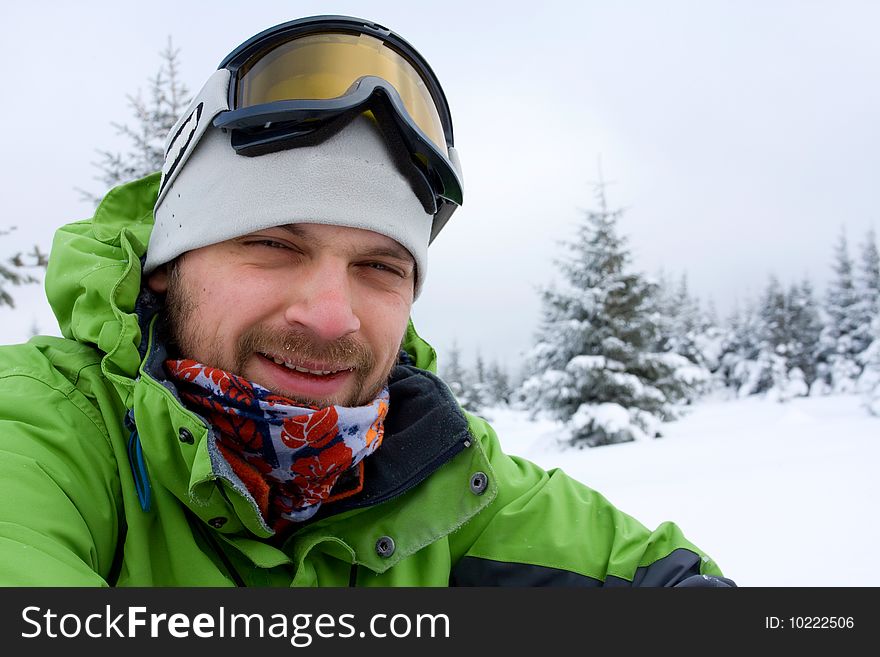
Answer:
[
  {"left": 225, "top": 109, "right": 439, "bottom": 215},
  {"left": 215, "top": 79, "right": 461, "bottom": 207},
  {"left": 430, "top": 200, "right": 457, "bottom": 244}
]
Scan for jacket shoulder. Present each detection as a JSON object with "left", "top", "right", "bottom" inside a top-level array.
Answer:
[
  {"left": 450, "top": 411, "right": 730, "bottom": 586},
  {"left": 0, "top": 337, "right": 112, "bottom": 441},
  {"left": 1, "top": 335, "right": 102, "bottom": 382}
]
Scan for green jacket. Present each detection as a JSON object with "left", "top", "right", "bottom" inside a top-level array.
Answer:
[{"left": 0, "top": 174, "right": 731, "bottom": 587}]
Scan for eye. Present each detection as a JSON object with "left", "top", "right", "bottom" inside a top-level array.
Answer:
[
  {"left": 250, "top": 239, "right": 290, "bottom": 250},
  {"left": 362, "top": 261, "right": 406, "bottom": 278},
  {"left": 239, "top": 237, "right": 304, "bottom": 254}
]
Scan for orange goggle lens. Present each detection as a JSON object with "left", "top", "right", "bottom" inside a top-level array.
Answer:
[{"left": 235, "top": 32, "right": 448, "bottom": 154}]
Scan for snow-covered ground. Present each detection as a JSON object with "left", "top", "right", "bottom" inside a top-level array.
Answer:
[{"left": 482, "top": 393, "right": 879, "bottom": 587}]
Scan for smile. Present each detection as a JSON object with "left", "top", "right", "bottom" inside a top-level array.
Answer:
[{"left": 258, "top": 352, "right": 353, "bottom": 377}]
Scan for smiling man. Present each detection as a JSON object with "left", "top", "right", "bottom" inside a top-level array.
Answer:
[{"left": 0, "top": 16, "right": 734, "bottom": 587}]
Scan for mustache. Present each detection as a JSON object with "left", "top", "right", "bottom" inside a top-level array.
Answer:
[{"left": 235, "top": 325, "right": 375, "bottom": 373}]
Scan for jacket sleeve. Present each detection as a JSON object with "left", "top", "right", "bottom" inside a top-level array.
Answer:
[
  {"left": 0, "top": 370, "right": 122, "bottom": 586},
  {"left": 450, "top": 413, "right": 735, "bottom": 587}
]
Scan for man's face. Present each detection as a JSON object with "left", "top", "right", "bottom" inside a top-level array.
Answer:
[{"left": 148, "top": 223, "right": 416, "bottom": 408}]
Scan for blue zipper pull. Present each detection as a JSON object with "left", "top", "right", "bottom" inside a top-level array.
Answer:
[{"left": 125, "top": 409, "right": 152, "bottom": 512}]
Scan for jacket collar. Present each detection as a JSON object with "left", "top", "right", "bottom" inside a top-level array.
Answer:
[{"left": 307, "top": 362, "right": 472, "bottom": 521}]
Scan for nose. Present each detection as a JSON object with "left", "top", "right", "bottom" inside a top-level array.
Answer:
[{"left": 283, "top": 257, "right": 361, "bottom": 341}]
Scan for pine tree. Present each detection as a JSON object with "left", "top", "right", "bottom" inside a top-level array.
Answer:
[
  {"left": 652, "top": 272, "right": 723, "bottom": 382},
  {"left": 757, "top": 276, "right": 816, "bottom": 402},
  {"left": 858, "top": 315, "right": 880, "bottom": 415},
  {"left": 720, "top": 278, "right": 820, "bottom": 400},
  {"left": 0, "top": 227, "right": 49, "bottom": 309},
  {"left": 817, "top": 230, "right": 862, "bottom": 392},
  {"left": 786, "top": 279, "right": 823, "bottom": 388},
  {"left": 757, "top": 276, "right": 791, "bottom": 400},
  {"left": 726, "top": 276, "right": 791, "bottom": 400},
  {"left": 670, "top": 274, "right": 703, "bottom": 364},
  {"left": 705, "top": 299, "right": 720, "bottom": 329},
  {"left": 721, "top": 299, "right": 764, "bottom": 397},
  {"left": 650, "top": 269, "right": 676, "bottom": 353},
  {"left": 469, "top": 351, "right": 493, "bottom": 410},
  {"left": 520, "top": 175, "right": 706, "bottom": 447},
  {"left": 692, "top": 297, "right": 726, "bottom": 380},
  {"left": 79, "top": 37, "right": 190, "bottom": 205},
  {"left": 852, "top": 229, "right": 880, "bottom": 357},
  {"left": 441, "top": 341, "right": 477, "bottom": 412},
  {"left": 485, "top": 360, "right": 513, "bottom": 406},
  {"left": 715, "top": 303, "right": 740, "bottom": 391}
]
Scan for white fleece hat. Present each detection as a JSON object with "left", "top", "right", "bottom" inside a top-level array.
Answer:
[{"left": 147, "top": 71, "right": 433, "bottom": 296}]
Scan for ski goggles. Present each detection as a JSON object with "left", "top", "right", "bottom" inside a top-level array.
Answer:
[{"left": 208, "top": 15, "right": 463, "bottom": 240}]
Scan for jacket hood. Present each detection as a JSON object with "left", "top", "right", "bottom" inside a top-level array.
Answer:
[{"left": 44, "top": 173, "right": 438, "bottom": 407}]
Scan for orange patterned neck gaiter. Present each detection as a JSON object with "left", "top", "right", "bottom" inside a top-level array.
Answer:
[{"left": 165, "top": 359, "right": 389, "bottom": 528}]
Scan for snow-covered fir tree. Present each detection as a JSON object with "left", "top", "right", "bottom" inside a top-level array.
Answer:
[
  {"left": 852, "top": 229, "right": 880, "bottom": 358},
  {"left": 692, "top": 299, "right": 727, "bottom": 383},
  {"left": 718, "top": 300, "right": 763, "bottom": 396},
  {"left": 485, "top": 360, "right": 513, "bottom": 406},
  {"left": 0, "top": 227, "right": 48, "bottom": 309},
  {"left": 714, "top": 303, "right": 741, "bottom": 392},
  {"left": 668, "top": 274, "right": 703, "bottom": 364},
  {"left": 816, "top": 231, "right": 862, "bottom": 393},
  {"left": 650, "top": 269, "right": 677, "bottom": 353},
  {"left": 439, "top": 346, "right": 507, "bottom": 413},
  {"left": 755, "top": 276, "right": 789, "bottom": 399},
  {"left": 80, "top": 38, "right": 190, "bottom": 205},
  {"left": 468, "top": 351, "right": 493, "bottom": 411},
  {"left": 519, "top": 178, "right": 705, "bottom": 447},
  {"left": 760, "top": 277, "right": 812, "bottom": 402},
  {"left": 724, "top": 277, "right": 787, "bottom": 400},
  {"left": 785, "top": 279, "right": 823, "bottom": 389},
  {"left": 653, "top": 272, "right": 721, "bottom": 389},
  {"left": 857, "top": 314, "right": 880, "bottom": 415},
  {"left": 440, "top": 341, "right": 478, "bottom": 412},
  {"left": 719, "top": 278, "right": 820, "bottom": 401}
]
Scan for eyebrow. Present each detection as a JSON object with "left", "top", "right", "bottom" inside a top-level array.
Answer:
[{"left": 278, "top": 224, "right": 415, "bottom": 269}]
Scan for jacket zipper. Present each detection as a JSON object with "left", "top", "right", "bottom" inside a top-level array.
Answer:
[{"left": 190, "top": 511, "right": 246, "bottom": 587}]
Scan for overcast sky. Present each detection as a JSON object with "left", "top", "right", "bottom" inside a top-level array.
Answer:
[{"left": 2, "top": 1, "right": 879, "bottom": 374}]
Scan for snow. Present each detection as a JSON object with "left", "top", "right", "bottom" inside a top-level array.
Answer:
[
  {"left": 571, "top": 402, "right": 635, "bottom": 436},
  {"left": 567, "top": 355, "right": 611, "bottom": 372},
  {"left": 481, "top": 393, "right": 880, "bottom": 586}
]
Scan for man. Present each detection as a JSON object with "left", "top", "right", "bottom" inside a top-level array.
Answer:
[{"left": 0, "top": 15, "right": 734, "bottom": 586}]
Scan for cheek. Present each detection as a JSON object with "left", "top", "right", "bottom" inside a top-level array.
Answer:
[
  {"left": 358, "top": 296, "right": 411, "bottom": 363},
  {"left": 189, "top": 253, "right": 278, "bottom": 312},
  {"left": 179, "top": 264, "right": 273, "bottom": 346}
]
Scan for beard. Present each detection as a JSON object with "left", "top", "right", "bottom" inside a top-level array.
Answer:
[{"left": 160, "top": 261, "right": 394, "bottom": 408}]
